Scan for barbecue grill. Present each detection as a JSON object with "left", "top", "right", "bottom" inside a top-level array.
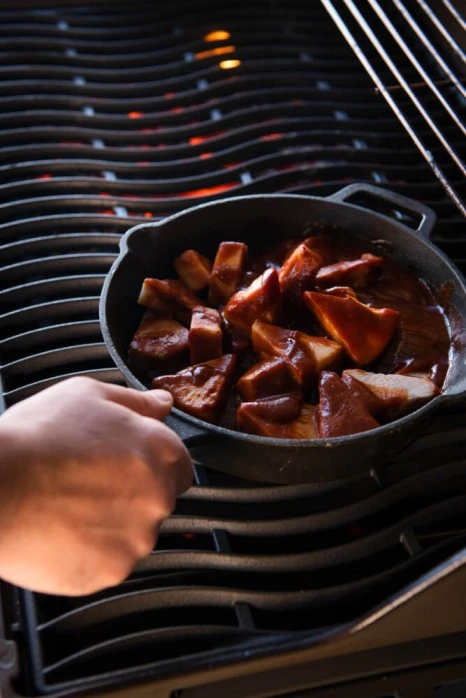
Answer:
[{"left": 1, "top": 1, "right": 465, "bottom": 697}]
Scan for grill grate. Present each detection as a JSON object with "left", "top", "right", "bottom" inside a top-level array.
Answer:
[
  {"left": 0, "top": 1, "right": 465, "bottom": 696},
  {"left": 322, "top": 0, "right": 466, "bottom": 214}
]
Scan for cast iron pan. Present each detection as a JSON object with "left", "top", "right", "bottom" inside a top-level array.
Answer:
[{"left": 100, "top": 183, "right": 466, "bottom": 484}]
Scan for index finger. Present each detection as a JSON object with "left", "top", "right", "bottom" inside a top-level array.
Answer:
[{"left": 97, "top": 382, "right": 174, "bottom": 420}]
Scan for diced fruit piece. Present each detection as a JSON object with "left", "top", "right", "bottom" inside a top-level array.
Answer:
[
  {"left": 342, "top": 369, "right": 440, "bottom": 417},
  {"left": 209, "top": 241, "right": 247, "bottom": 304},
  {"left": 239, "top": 395, "right": 301, "bottom": 424},
  {"left": 303, "top": 291, "right": 399, "bottom": 365},
  {"left": 325, "top": 286, "right": 357, "bottom": 298},
  {"left": 238, "top": 400, "right": 318, "bottom": 439},
  {"left": 302, "top": 236, "right": 335, "bottom": 265},
  {"left": 236, "top": 357, "right": 298, "bottom": 401},
  {"left": 316, "top": 253, "right": 383, "bottom": 288},
  {"left": 174, "top": 249, "right": 212, "bottom": 291},
  {"left": 152, "top": 354, "right": 237, "bottom": 423},
  {"left": 189, "top": 306, "right": 223, "bottom": 364},
  {"left": 341, "top": 373, "right": 386, "bottom": 418},
  {"left": 316, "top": 371, "right": 380, "bottom": 438},
  {"left": 251, "top": 321, "right": 315, "bottom": 385},
  {"left": 294, "top": 334, "right": 342, "bottom": 372},
  {"left": 223, "top": 268, "right": 281, "bottom": 335},
  {"left": 138, "top": 278, "right": 200, "bottom": 325},
  {"left": 278, "top": 243, "right": 322, "bottom": 303},
  {"left": 128, "top": 311, "right": 188, "bottom": 372}
]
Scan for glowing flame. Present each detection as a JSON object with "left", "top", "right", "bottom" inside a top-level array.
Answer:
[
  {"left": 128, "top": 111, "right": 144, "bottom": 119},
  {"left": 180, "top": 183, "right": 235, "bottom": 198},
  {"left": 204, "top": 30, "right": 230, "bottom": 42},
  {"left": 190, "top": 135, "right": 207, "bottom": 145},
  {"left": 261, "top": 133, "right": 282, "bottom": 141},
  {"left": 199, "top": 152, "right": 212, "bottom": 159},
  {"left": 219, "top": 59, "right": 241, "bottom": 70},
  {"left": 143, "top": 212, "right": 153, "bottom": 218},
  {"left": 195, "top": 46, "right": 235, "bottom": 60}
]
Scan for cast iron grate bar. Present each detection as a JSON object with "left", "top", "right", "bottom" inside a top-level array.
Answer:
[{"left": 322, "top": 0, "right": 466, "bottom": 214}]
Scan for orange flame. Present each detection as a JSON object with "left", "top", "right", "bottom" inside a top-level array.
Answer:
[
  {"left": 195, "top": 46, "right": 235, "bottom": 60},
  {"left": 180, "top": 183, "right": 235, "bottom": 198},
  {"left": 204, "top": 30, "right": 230, "bottom": 42},
  {"left": 219, "top": 59, "right": 241, "bottom": 70}
]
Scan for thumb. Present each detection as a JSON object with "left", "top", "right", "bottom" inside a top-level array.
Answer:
[{"left": 99, "top": 383, "right": 174, "bottom": 420}]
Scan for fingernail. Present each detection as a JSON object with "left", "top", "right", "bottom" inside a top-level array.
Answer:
[{"left": 151, "top": 389, "right": 173, "bottom": 406}]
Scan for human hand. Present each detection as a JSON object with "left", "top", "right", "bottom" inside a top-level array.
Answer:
[{"left": 0, "top": 377, "right": 193, "bottom": 596}]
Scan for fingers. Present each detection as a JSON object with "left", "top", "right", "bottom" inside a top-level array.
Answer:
[
  {"left": 143, "top": 419, "right": 194, "bottom": 497},
  {"left": 94, "top": 381, "right": 174, "bottom": 421}
]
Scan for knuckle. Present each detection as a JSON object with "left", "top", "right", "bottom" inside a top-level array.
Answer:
[
  {"left": 156, "top": 489, "right": 176, "bottom": 519},
  {"left": 64, "top": 375, "right": 97, "bottom": 392},
  {"left": 104, "top": 555, "right": 135, "bottom": 588},
  {"left": 132, "top": 529, "right": 156, "bottom": 559}
]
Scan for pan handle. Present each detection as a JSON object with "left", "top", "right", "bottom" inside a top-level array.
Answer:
[
  {"left": 164, "top": 413, "right": 210, "bottom": 446},
  {"left": 327, "top": 183, "right": 436, "bottom": 240}
]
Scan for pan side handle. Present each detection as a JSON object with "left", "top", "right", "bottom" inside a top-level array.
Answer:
[{"left": 328, "top": 183, "right": 436, "bottom": 240}]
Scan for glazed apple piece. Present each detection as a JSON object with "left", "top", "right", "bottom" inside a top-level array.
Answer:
[
  {"left": 325, "top": 286, "right": 357, "bottom": 298},
  {"left": 278, "top": 243, "right": 322, "bottom": 303},
  {"left": 174, "top": 249, "right": 212, "bottom": 291},
  {"left": 237, "top": 399, "right": 318, "bottom": 439},
  {"left": 251, "top": 320, "right": 315, "bottom": 385},
  {"left": 236, "top": 357, "right": 298, "bottom": 401},
  {"left": 303, "top": 291, "right": 399, "bottom": 365},
  {"left": 342, "top": 369, "right": 440, "bottom": 417},
  {"left": 316, "top": 253, "right": 383, "bottom": 288},
  {"left": 223, "top": 268, "right": 281, "bottom": 335},
  {"left": 340, "top": 373, "right": 386, "bottom": 418},
  {"left": 128, "top": 311, "right": 188, "bottom": 372},
  {"left": 152, "top": 354, "right": 237, "bottom": 423},
  {"left": 189, "top": 306, "right": 223, "bottom": 364},
  {"left": 138, "top": 278, "right": 200, "bottom": 325},
  {"left": 302, "top": 236, "right": 335, "bottom": 265},
  {"left": 316, "top": 371, "right": 380, "bottom": 438},
  {"left": 294, "top": 334, "right": 342, "bottom": 372},
  {"left": 209, "top": 241, "right": 248, "bottom": 305}
]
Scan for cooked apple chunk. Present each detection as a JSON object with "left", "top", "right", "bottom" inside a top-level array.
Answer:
[
  {"left": 279, "top": 243, "right": 322, "bottom": 303},
  {"left": 304, "top": 291, "right": 399, "bottom": 365},
  {"left": 128, "top": 311, "right": 188, "bottom": 372},
  {"left": 174, "top": 249, "right": 212, "bottom": 291},
  {"left": 342, "top": 369, "right": 440, "bottom": 417},
  {"left": 209, "top": 241, "right": 248, "bottom": 305},
  {"left": 295, "top": 334, "right": 342, "bottom": 372},
  {"left": 251, "top": 321, "right": 315, "bottom": 385},
  {"left": 325, "top": 286, "right": 357, "bottom": 299},
  {"left": 138, "top": 278, "right": 200, "bottom": 325},
  {"left": 189, "top": 306, "right": 223, "bottom": 364},
  {"left": 316, "top": 253, "right": 383, "bottom": 288},
  {"left": 316, "top": 371, "right": 380, "bottom": 438},
  {"left": 340, "top": 372, "right": 386, "bottom": 418},
  {"left": 236, "top": 357, "right": 298, "bottom": 401},
  {"left": 152, "top": 354, "right": 237, "bottom": 422},
  {"left": 237, "top": 399, "right": 317, "bottom": 439},
  {"left": 302, "top": 236, "right": 335, "bottom": 265},
  {"left": 223, "top": 268, "right": 281, "bottom": 335}
]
